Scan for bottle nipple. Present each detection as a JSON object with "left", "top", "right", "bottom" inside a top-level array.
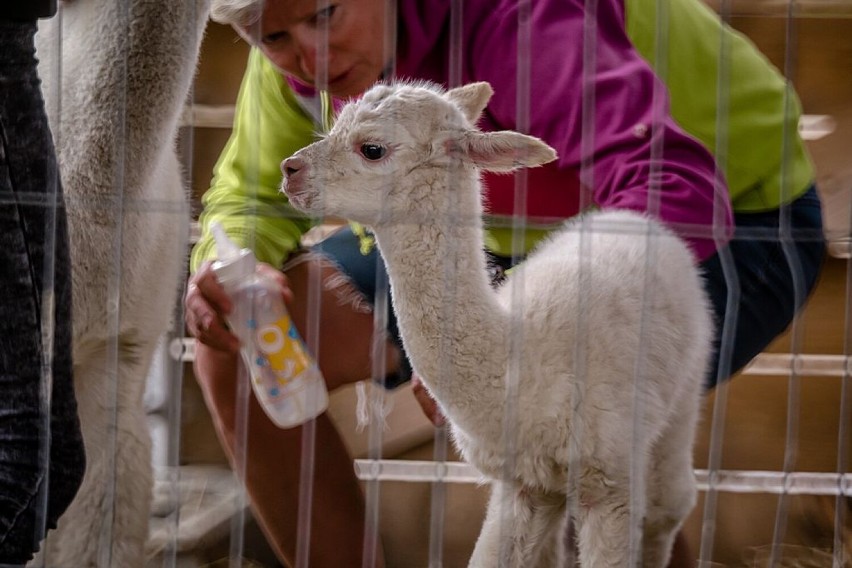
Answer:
[
  {"left": 212, "top": 222, "right": 242, "bottom": 262},
  {"left": 210, "top": 222, "right": 255, "bottom": 282}
]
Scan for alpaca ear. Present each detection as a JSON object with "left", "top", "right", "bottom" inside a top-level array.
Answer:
[
  {"left": 460, "top": 131, "right": 558, "bottom": 172},
  {"left": 446, "top": 82, "right": 494, "bottom": 124}
]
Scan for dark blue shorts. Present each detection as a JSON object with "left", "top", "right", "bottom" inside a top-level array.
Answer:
[
  {"left": 312, "top": 186, "right": 826, "bottom": 391},
  {"left": 700, "top": 185, "right": 825, "bottom": 388}
]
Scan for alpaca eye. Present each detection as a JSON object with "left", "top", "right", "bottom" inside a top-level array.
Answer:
[{"left": 360, "top": 143, "right": 387, "bottom": 161}]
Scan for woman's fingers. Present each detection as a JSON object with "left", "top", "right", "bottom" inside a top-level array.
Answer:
[
  {"left": 184, "top": 260, "right": 294, "bottom": 352},
  {"left": 191, "top": 261, "right": 234, "bottom": 314},
  {"left": 257, "top": 262, "right": 294, "bottom": 303},
  {"left": 411, "top": 374, "right": 445, "bottom": 427},
  {"left": 184, "top": 261, "right": 239, "bottom": 353}
]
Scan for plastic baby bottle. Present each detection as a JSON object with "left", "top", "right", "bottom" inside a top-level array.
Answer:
[{"left": 210, "top": 222, "right": 328, "bottom": 428}]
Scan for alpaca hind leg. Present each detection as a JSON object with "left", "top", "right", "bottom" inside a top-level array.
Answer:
[
  {"left": 43, "top": 351, "right": 152, "bottom": 568},
  {"left": 642, "top": 415, "right": 699, "bottom": 568},
  {"left": 574, "top": 464, "right": 635, "bottom": 567},
  {"left": 468, "top": 481, "right": 567, "bottom": 568}
]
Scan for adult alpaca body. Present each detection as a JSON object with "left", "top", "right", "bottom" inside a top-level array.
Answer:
[
  {"left": 283, "top": 81, "right": 713, "bottom": 567},
  {"left": 34, "top": 1, "right": 209, "bottom": 565}
]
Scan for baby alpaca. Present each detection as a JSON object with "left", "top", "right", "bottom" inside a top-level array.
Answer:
[{"left": 282, "top": 81, "right": 712, "bottom": 567}]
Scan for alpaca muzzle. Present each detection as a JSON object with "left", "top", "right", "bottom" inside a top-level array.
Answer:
[{"left": 281, "top": 155, "right": 309, "bottom": 200}]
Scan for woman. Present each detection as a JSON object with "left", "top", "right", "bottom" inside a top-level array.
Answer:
[{"left": 184, "top": 0, "right": 825, "bottom": 565}]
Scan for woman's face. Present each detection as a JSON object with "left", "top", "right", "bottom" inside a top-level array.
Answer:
[{"left": 242, "top": 0, "right": 390, "bottom": 98}]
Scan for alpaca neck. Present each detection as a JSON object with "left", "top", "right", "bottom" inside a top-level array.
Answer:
[{"left": 372, "top": 175, "right": 510, "bottom": 437}]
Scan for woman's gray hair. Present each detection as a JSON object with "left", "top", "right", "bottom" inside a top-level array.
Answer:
[{"left": 210, "top": 0, "right": 263, "bottom": 26}]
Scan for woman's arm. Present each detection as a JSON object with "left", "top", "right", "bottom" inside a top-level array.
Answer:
[
  {"left": 190, "top": 48, "right": 318, "bottom": 273},
  {"left": 469, "top": 0, "right": 733, "bottom": 261}
]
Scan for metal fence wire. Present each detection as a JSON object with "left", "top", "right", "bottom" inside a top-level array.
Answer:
[{"left": 16, "top": 0, "right": 852, "bottom": 567}]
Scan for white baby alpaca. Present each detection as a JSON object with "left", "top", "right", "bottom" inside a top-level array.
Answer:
[{"left": 282, "top": 81, "right": 712, "bottom": 567}]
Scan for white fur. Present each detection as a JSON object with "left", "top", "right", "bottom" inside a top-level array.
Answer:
[
  {"left": 34, "top": 1, "right": 209, "bottom": 565},
  {"left": 282, "top": 81, "right": 713, "bottom": 567}
]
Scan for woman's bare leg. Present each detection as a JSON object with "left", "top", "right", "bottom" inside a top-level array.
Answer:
[
  {"left": 668, "top": 531, "right": 694, "bottom": 568},
  {"left": 194, "top": 255, "right": 399, "bottom": 567}
]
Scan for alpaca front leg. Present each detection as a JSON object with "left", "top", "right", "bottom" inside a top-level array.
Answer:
[
  {"left": 524, "top": 489, "right": 568, "bottom": 568},
  {"left": 468, "top": 481, "right": 567, "bottom": 568},
  {"left": 468, "top": 484, "right": 501, "bottom": 568}
]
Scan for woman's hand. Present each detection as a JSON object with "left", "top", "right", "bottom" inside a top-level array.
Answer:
[
  {"left": 411, "top": 374, "right": 445, "bottom": 427},
  {"left": 184, "top": 260, "right": 293, "bottom": 353}
]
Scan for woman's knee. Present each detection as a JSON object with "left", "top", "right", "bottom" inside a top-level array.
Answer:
[
  {"left": 283, "top": 252, "right": 402, "bottom": 389},
  {"left": 192, "top": 342, "right": 242, "bottom": 428}
]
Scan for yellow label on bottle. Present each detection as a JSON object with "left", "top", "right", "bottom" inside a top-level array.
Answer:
[{"left": 255, "top": 315, "right": 309, "bottom": 384}]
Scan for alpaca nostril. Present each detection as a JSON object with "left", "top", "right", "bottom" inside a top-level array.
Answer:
[{"left": 282, "top": 156, "right": 306, "bottom": 178}]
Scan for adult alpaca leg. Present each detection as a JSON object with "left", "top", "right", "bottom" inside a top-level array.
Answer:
[
  {"left": 35, "top": 156, "right": 192, "bottom": 567},
  {"left": 39, "top": 347, "right": 153, "bottom": 566},
  {"left": 34, "top": 1, "right": 209, "bottom": 564},
  {"left": 40, "top": 157, "right": 195, "bottom": 567}
]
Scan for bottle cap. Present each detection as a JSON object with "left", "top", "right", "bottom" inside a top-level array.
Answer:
[{"left": 210, "top": 222, "right": 256, "bottom": 285}]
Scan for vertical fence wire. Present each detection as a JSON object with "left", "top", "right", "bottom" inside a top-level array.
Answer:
[
  {"left": 356, "top": 3, "right": 398, "bottom": 566},
  {"left": 427, "top": 421, "right": 449, "bottom": 568},
  {"left": 767, "top": 3, "right": 808, "bottom": 566},
  {"left": 294, "top": 213, "right": 321, "bottom": 568},
  {"left": 561, "top": 0, "right": 601, "bottom": 564},
  {"left": 226, "top": 8, "right": 271, "bottom": 565},
  {"left": 623, "top": 0, "right": 676, "bottom": 560},
  {"left": 491, "top": 0, "right": 532, "bottom": 565},
  {"left": 835, "top": 108, "right": 852, "bottom": 564},
  {"left": 698, "top": 0, "right": 738, "bottom": 563},
  {"left": 433, "top": 37, "right": 463, "bottom": 568},
  {"left": 835, "top": 244, "right": 852, "bottom": 566},
  {"left": 97, "top": 2, "right": 132, "bottom": 564},
  {"left": 564, "top": 0, "right": 602, "bottom": 560},
  {"left": 363, "top": 269, "right": 389, "bottom": 568},
  {"left": 363, "top": 113, "right": 389, "bottom": 568},
  {"left": 363, "top": 269, "right": 388, "bottom": 568},
  {"left": 422, "top": 2, "right": 467, "bottom": 567},
  {"left": 361, "top": 4, "right": 400, "bottom": 558},
  {"left": 157, "top": 5, "right": 203, "bottom": 563},
  {"left": 227, "top": 363, "right": 252, "bottom": 567},
  {"left": 290, "top": 3, "right": 332, "bottom": 566},
  {"left": 161, "top": 323, "right": 187, "bottom": 567}
]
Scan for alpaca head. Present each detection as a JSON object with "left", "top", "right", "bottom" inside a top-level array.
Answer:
[{"left": 280, "top": 80, "right": 557, "bottom": 226}]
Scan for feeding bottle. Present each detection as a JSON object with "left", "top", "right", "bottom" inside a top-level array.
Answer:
[{"left": 210, "top": 222, "right": 328, "bottom": 428}]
